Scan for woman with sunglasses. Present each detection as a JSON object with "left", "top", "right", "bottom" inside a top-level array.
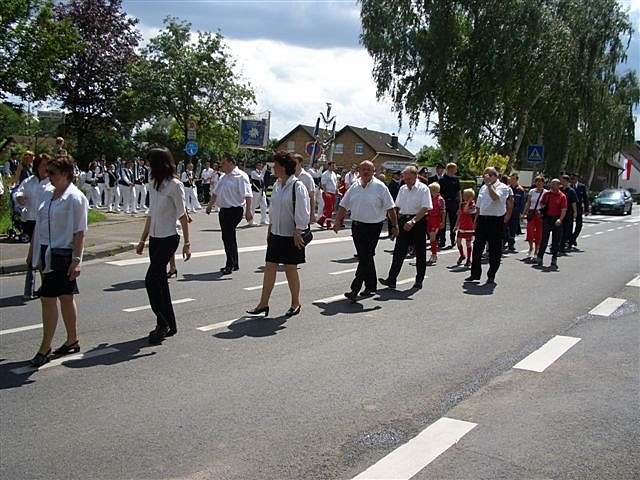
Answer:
[{"left": 28, "top": 156, "right": 89, "bottom": 367}]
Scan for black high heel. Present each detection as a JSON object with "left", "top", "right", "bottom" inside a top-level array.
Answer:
[
  {"left": 167, "top": 269, "right": 178, "bottom": 279},
  {"left": 246, "top": 306, "right": 269, "bottom": 317},
  {"left": 30, "top": 349, "right": 51, "bottom": 368},
  {"left": 285, "top": 305, "right": 301, "bottom": 317},
  {"left": 52, "top": 341, "right": 80, "bottom": 356}
]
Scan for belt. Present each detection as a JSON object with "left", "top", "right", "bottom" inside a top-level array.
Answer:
[{"left": 399, "top": 214, "right": 417, "bottom": 219}]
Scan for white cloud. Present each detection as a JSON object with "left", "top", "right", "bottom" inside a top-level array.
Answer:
[{"left": 225, "top": 38, "right": 437, "bottom": 153}]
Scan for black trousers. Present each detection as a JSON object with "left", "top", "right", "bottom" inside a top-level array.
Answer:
[
  {"left": 351, "top": 221, "right": 384, "bottom": 293},
  {"left": 561, "top": 215, "right": 574, "bottom": 250},
  {"left": 23, "top": 220, "right": 36, "bottom": 297},
  {"left": 145, "top": 235, "right": 179, "bottom": 331},
  {"left": 202, "top": 184, "right": 211, "bottom": 204},
  {"left": 471, "top": 215, "right": 504, "bottom": 279},
  {"left": 438, "top": 199, "right": 459, "bottom": 246},
  {"left": 506, "top": 213, "right": 521, "bottom": 248},
  {"left": 571, "top": 209, "right": 583, "bottom": 243},
  {"left": 538, "top": 216, "right": 562, "bottom": 259},
  {"left": 388, "top": 217, "right": 427, "bottom": 284},
  {"left": 219, "top": 206, "right": 243, "bottom": 269}
]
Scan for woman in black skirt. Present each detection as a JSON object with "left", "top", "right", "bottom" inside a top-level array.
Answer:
[
  {"left": 136, "top": 148, "right": 191, "bottom": 344},
  {"left": 247, "top": 151, "right": 310, "bottom": 318},
  {"left": 28, "top": 156, "right": 89, "bottom": 367}
]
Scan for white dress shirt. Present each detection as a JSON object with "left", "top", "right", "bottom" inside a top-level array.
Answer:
[
  {"left": 477, "top": 181, "right": 511, "bottom": 216},
  {"left": 32, "top": 182, "right": 89, "bottom": 272},
  {"left": 297, "top": 169, "right": 316, "bottom": 196},
  {"left": 250, "top": 169, "right": 265, "bottom": 190},
  {"left": 321, "top": 170, "right": 338, "bottom": 194},
  {"left": 269, "top": 176, "right": 310, "bottom": 237},
  {"left": 14, "top": 176, "right": 52, "bottom": 221},
  {"left": 344, "top": 170, "right": 359, "bottom": 187},
  {"left": 395, "top": 181, "right": 432, "bottom": 215},
  {"left": 340, "top": 177, "right": 395, "bottom": 223},
  {"left": 201, "top": 168, "right": 215, "bottom": 184},
  {"left": 147, "top": 178, "right": 187, "bottom": 238},
  {"left": 214, "top": 167, "right": 252, "bottom": 208}
]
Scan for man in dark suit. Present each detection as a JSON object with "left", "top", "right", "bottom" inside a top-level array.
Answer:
[
  {"left": 428, "top": 163, "right": 445, "bottom": 184},
  {"left": 387, "top": 171, "right": 402, "bottom": 200},
  {"left": 569, "top": 172, "right": 589, "bottom": 247}
]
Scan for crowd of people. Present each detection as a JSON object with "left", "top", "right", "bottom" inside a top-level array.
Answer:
[{"left": 3, "top": 143, "right": 592, "bottom": 368}]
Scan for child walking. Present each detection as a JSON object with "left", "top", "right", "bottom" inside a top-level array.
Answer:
[
  {"left": 427, "top": 183, "right": 446, "bottom": 264},
  {"left": 455, "top": 188, "right": 477, "bottom": 267}
]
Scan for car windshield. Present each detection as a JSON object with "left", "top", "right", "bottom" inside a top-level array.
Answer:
[{"left": 598, "top": 190, "right": 623, "bottom": 199}]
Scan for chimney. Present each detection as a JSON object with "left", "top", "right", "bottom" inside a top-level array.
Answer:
[{"left": 390, "top": 133, "right": 398, "bottom": 149}]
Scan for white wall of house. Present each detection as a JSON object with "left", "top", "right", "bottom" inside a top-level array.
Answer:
[{"left": 617, "top": 153, "right": 640, "bottom": 192}]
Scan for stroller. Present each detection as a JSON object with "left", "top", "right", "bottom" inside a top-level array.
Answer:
[{"left": 6, "top": 186, "right": 31, "bottom": 243}]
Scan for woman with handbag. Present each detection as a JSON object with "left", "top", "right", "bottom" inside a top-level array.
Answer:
[
  {"left": 521, "top": 175, "right": 547, "bottom": 262},
  {"left": 28, "top": 156, "right": 89, "bottom": 367},
  {"left": 136, "top": 148, "right": 191, "bottom": 344},
  {"left": 247, "top": 151, "right": 310, "bottom": 318}
]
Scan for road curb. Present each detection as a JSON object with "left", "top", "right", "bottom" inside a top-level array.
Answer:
[{"left": 0, "top": 243, "right": 135, "bottom": 275}]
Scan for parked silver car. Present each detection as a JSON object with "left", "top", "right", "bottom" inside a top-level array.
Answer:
[{"left": 591, "top": 189, "right": 633, "bottom": 215}]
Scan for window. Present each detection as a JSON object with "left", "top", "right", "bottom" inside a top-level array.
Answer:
[
  {"left": 334, "top": 143, "right": 344, "bottom": 154},
  {"left": 287, "top": 140, "right": 295, "bottom": 152},
  {"left": 355, "top": 143, "right": 365, "bottom": 155}
]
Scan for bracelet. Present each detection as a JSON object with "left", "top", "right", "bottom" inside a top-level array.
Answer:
[
  {"left": 184, "top": 242, "right": 191, "bottom": 247},
  {"left": 72, "top": 256, "right": 82, "bottom": 264}
]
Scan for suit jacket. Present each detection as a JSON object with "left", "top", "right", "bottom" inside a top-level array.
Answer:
[
  {"left": 573, "top": 183, "right": 589, "bottom": 213},
  {"left": 387, "top": 179, "right": 401, "bottom": 200}
]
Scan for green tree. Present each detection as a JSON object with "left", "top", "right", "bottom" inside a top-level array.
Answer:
[
  {"left": 136, "top": 17, "right": 255, "bottom": 160},
  {"left": 0, "top": 0, "right": 78, "bottom": 101}
]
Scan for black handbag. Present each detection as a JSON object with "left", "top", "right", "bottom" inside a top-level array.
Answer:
[
  {"left": 47, "top": 200, "right": 74, "bottom": 272},
  {"left": 292, "top": 181, "right": 313, "bottom": 245}
]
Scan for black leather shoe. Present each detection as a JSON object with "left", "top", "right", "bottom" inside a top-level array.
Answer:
[
  {"left": 344, "top": 291, "right": 358, "bottom": 302},
  {"left": 361, "top": 289, "right": 376, "bottom": 297},
  {"left": 166, "top": 328, "right": 177, "bottom": 337},
  {"left": 149, "top": 326, "right": 169, "bottom": 344},
  {"left": 464, "top": 275, "right": 480, "bottom": 282},
  {"left": 412, "top": 282, "right": 423, "bottom": 290},
  {"left": 233, "top": 266, "right": 239, "bottom": 271},
  {"left": 221, "top": 267, "right": 233, "bottom": 275},
  {"left": 52, "top": 341, "right": 80, "bottom": 356},
  {"left": 247, "top": 306, "right": 269, "bottom": 316},
  {"left": 285, "top": 305, "right": 301, "bottom": 317},
  {"left": 378, "top": 278, "right": 396, "bottom": 289},
  {"left": 486, "top": 277, "right": 496, "bottom": 285},
  {"left": 30, "top": 349, "right": 51, "bottom": 368}
]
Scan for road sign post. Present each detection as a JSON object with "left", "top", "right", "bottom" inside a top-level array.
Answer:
[{"left": 185, "top": 141, "right": 198, "bottom": 157}]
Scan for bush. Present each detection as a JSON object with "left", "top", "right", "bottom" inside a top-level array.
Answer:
[{"left": 0, "top": 193, "right": 11, "bottom": 235}]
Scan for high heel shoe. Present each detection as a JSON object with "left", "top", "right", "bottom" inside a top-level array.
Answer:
[
  {"left": 30, "top": 349, "right": 51, "bottom": 367},
  {"left": 167, "top": 269, "right": 178, "bottom": 279},
  {"left": 52, "top": 341, "right": 80, "bottom": 356},
  {"left": 285, "top": 305, "right": 301, "bottom": 317},
  {"left": 246, "top": 306, "right": 269, "bottom": 317}
]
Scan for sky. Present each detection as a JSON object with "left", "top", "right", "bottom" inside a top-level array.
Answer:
[{"left": 122, "top": 0, "right": 640, "bottom": 151}]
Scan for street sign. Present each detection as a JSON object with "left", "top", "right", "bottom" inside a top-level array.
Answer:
[
  {"left": 305, "top": 141, "right": 317, "bottom": 156},
  {"left": 187, "top": 119, "right": 197, "bottom": 132},
  {"left": 382, "top": 160, "right": 413, "bottom": 172},
  {"left": 186, "top": 130, "right": 196, "bottom": 141},
  {"left": 185, "top": 141, "right": 198, "bottom": 156},
  {"left": 527, "top": 144, "right": 544, "bottom": 163},
  {"left": 38, "top": 110, "right": 65, "bottom": 121}
]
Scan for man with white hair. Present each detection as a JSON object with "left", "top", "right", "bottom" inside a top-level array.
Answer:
[
  {"left": 379, "top": 165, "right": 432, "bottom": 290},
  {"left": 333, "top": 160, "right": 398, "bottom": 301},
  {"left": 467, "top": 167, "right": 511, "bottom": 284}
]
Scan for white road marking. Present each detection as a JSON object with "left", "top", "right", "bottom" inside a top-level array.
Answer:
[
  {"left": 122, "top": 297, "right": 195, "bottom": 312},
  {"left": 588, "top": 297, "right": 626, "bottom": 317},
  {"left": 244, "top": 281, "right": 287, "bottom": 291},
  {"left": 617, "top": 226, "right": 624, "bottom": 230},
  {"left": 329, "top": 268, "right": 357, "bottom": 276},
  {"left": 197, "top": 317, "right": 251, "bottom": 332},
  {"left": 627, "top": 275, "right": 640, "bottom": 287},
  {"left": 313, "top": 294, "right": 347, "bottom": 304},
  {"left": 396, "top": 278, "right": 415, "bottom": 285},
  {"left": 513, "top": 336, "right": 581, "bottom": 373},
  {"left": 595, "top": 231, "right": 604, "bottom": 235},
  {"left": 581, "top": 234, "right": 592, "bottom": 239},
  {"left": 0, "top": 324, "right": 42, "bottom": 335},
  {"left": 107, "top": 235, "right": 361, "bottom": 267},
  {"left": 11, "top": 347, "right": 119, "bottom": 375},
  {"left": 624, "top": 217, "right": 640, "bottom": 223},
  {"left": 606, "top": 228, "right": 615, "bottom": 232},
  {"left": 351, "top": 417, "right": 477, "bottom": 480},
  {"left": 626, "top": 224, "right": 633, "bottom": 227}
]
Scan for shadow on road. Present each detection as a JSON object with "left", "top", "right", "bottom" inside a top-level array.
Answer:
[
  {"left": 178, "top": 272, "right": 232, "bottom": 282},
  {"left": 0, "top": 295, "right": 28, "bottom": 308},
  {"left": 213, "top": 316, "right": 287, "bottom": 339},
  {"left": 64, "top": 338, "right": 156, "bottom": 369},
  {"left": 104, "top": 279, "right": 146, "bottom": 292},
  {"left": 462, "top": 281, "right": 496, "bottom": 296},
  {"left": 331, "top": 257, "right": 358, "bottom": 264},
  {"left": 313, "top": 298, "right": 382, "bottom": 316},
  {"left": 0, "top": 359, "right": 36, "bottom": 390}
]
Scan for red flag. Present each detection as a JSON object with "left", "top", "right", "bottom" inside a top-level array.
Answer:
[{"left": 627, "top": 158, "right": 632, "bottom": 180}]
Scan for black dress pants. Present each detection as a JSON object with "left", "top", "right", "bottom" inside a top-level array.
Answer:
[
  {"left": 471, "top": 215, "right": 504, "bottom": 279},
  {"left": 350, "top": 221, "right": 384, "bottom": 293},
  {"left": 388, "top": 217, "right": 427, "bottom": 284},
  {"left": 571, "top": 209, "right": 583, "bottom": 244},
  {"left": 219, "top": 206, "right": 243, "bottom": 269},
  {"left": 202, "top": 184, "right": 211, "bottom": 204},
  {"left": 561, "top": 215, "right": 574, "bottom": 250},
  {"left": 438, "top": 199, "right": 459, "bottom": 246},
  {"left": 145, "top": 235, "right": 179, "bottom": 331},
  {"left": 538, "top": 216, "right": 562, "bottom": 259}
]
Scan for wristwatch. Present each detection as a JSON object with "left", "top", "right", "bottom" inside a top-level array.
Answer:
[{"left": 72, "top": 256, "right": 82, "bottom": 264}]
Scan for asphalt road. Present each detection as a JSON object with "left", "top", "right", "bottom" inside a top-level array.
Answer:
[{"left": 1, "top": 211, "right": 639, "bottom": 480}]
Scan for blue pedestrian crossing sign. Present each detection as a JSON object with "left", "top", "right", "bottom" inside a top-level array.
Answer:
[
  {"left": 527, "top": 144, "right": 544, "bottom": 163},
  {"left": 185, "top": 141, "right": 198, "bottom": 156}
]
